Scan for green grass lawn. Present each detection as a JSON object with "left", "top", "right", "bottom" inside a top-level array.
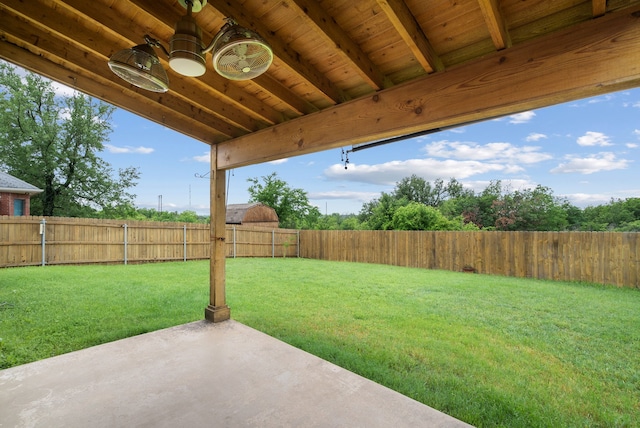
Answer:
[{"left": 1, "top": 259, "right": 639, "bottom": 427}]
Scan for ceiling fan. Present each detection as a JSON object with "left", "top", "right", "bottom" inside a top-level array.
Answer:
[{"left": 108, "top": 0, "right": 273, "bottom": 93}]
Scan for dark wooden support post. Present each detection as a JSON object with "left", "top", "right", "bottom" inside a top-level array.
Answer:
[{"left": 205, "top": 145, "right": 230, "bottom": 323}]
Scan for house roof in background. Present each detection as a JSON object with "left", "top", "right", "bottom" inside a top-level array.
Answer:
[{"left": 0, "top": 171, "right": 42, "bottom": 194}]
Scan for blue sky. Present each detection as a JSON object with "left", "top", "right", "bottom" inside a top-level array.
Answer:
[{"left": 55, "top": 79, "right": 640, "bottom": 216}]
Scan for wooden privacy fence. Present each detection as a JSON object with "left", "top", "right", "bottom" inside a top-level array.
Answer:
[
  {"left": 299, "top": 230, "right": 640, "bottom": 288},
  {"left": 0, "top": 216, "right": 299, "bottom": 267},
  {"left": 2, "top": 217, "right": 638, "bottom": 288}
]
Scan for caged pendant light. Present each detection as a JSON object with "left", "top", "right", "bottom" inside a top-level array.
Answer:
[
  {"left": 108, "top": 0, "right": 273, "bottom": 92},
  {"left": 108, "top": 37, "right": 170, "bottom": 93}
]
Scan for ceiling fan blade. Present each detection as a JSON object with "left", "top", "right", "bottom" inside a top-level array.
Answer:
[
  {"left": 218, "top": 54, "right": 241, "bottom": 66},
  {"left": 234, "top": 43, "right": 248, "bottom": 57}
]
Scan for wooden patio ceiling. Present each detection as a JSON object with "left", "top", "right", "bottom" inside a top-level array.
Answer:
[{"left": 1, "top": 0, "right": 640, "bottom": 170}]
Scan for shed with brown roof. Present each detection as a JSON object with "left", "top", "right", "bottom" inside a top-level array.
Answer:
[{"left": 226, "top": 203, "right": 279, "bottom": 228}]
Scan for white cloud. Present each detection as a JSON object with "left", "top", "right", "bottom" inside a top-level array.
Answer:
[
  {"left": 508, "top": 111, "right": 536, "bottom": 124},
  {"left": 105, "top": 144, "right": 154, "bottom": 154},
  {"left": 51, "top": 81, "right": 78, "bottom": 98},
  {"left": 58, "top": 108, "right": 72, "bottom": 121},
  {"left": 577, "top": 131, "right": 612, "bottom": 147},
  {"left": 587, "top": 95, "right": 614, "bottom": 104},
  {"left": 561, "top": 189, "right": 640, "bottom": 208},
  {"left": 308, "top": 190, "right": 379, "bottom": 202},
  {"left": 192, "top": 152, "right": 210, "bottom": 162},
  {"left": 563, "top": 193, "right": 613, "bottom": 207},
  {"left": 269, "top": 158, "right": 288, "bottom": 165},
  {"left": 550, "top": 152, "right": 630, "bottom": 174},
  {"left": 627, "top": 143, "right": 639, "bottom": 149},
  {"left": 424, "top": 140, "right": 552, "bottom": 164},
  {"left": 324, "top": 158, "right": 518, "bottom": 186},
  {"left": 525, "top": 133, "right": 547, "bottom": 142},
  {"left": 448, "top": 127, "right": 466, "bottom": 134},
  {"left": 634, "top": 129, "right": 640, "bottom": 137}
]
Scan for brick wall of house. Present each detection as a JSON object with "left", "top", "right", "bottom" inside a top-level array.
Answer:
[
  {"left": 0, "top": 192, "right": 32, "bottom": 216},
  {"left": 0, "top": 192, "right": 10, "bottom": 215}
]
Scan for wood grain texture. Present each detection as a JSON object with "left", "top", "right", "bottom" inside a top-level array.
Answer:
[{"left": 216, "top": 5, "right": 640, "bottom": 168}]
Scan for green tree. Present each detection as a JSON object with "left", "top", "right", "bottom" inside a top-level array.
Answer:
[
  {"left": 562, "top": 202, "right": 584, "bottom": 231},
  {"left": 246, "top": 172, "right": 317, "bottom": 228},
  {"left": 96, "top": 202, "right": 145, "bottom": 220},
  {"left": 0, "top": 64, "right": 139, "bottom": 216},
  {"left": 582, "top": 197, "right": 640, "bottom": 230},
  {"left": 296, "top": 205, "right": 322, "bottom": 229},
  {"left": 492, "top": 185, "right": 568, "bottom": 231},
  {"left": 391, "top": 202, "right": 477, "bottom": 231},
  {"left": 392, "top": 176, "right": 468, "bottom": 207},
  {"left": 312, "top": 213, "right": 362, "bottom": 230},
  {"left": 339, "top": 215, "right": 361, "bottom": 230},
  {"left": 440, "top": 180, "right": 503, "bottom": 229},
  {"left": 359, "top": 193, "right": 409, "bottom": 230},
  {"left": 390, "top": 202, "right": 450, "bottom": 230}
]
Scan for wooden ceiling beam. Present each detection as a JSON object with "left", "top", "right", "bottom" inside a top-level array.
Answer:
[
  {"left": 68, "top": 0, "right": 280, "bottom": 129},
  {"left": 215, "top": 5, "right": 640, "bottom": 169},
  {"left": 478, "top": 0, "right": 512, "bottom": 50},
  {"left": 128, "top": 0, "right": 320, "bottom": 118},
  {"left": 210, "top": 0, "right": 348, "bottom": 104},
  {"left": 252, "top": 73, "right": 320, "bottom": 116},
  {"left": 0, "top": 40, "right": 223, "bottom": 145},
  {"left": 290, "top": 0, "right": 393, "bottom": 90},
  {"left": 376, "top": 0, "right": 444, "bottom": 73},
  {"left": 593, "top": 0, "right": 608, "bottom": 17},
  {"left": 2, "top": 0, "right": 266, "bottom": 133},
  {"left": 0, "top": 8, "right": 240, "bottom": 141},
  {"left": 125, "top": 0, "right": 324, "bottom": 113}
]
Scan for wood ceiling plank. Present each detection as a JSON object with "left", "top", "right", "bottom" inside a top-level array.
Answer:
[
  {"left": 0, "top": 7, "right": 243, "bottom": 141},
  {"left": 10, "top": 0, "right": 270, "bottom": 132},
  {"left": 376, "top": 0, "right": 444, "bottom": 73},
  {"left": 412, "top": 0, "right": 490, "bottom": 52},
  {"left": 0, "top": 39, "right": 223, "bottom": 145},
  {"left": 592, "top": 0, "right": 607, "bottom": 16},
  {"left": 508, "top": 3, "right": 592, "bottom": 45},
  {"left": 289, "top": 0, "right": 393, "bottom": 90},
  {"left": 211, "top": 0, "right": 348, "bottom": 104},
  {"left": 64, "top": 0, "right": 281, "bottom": 127},
  {"left": 501, "top": 0, "right": 586, "bottom": 30},
  {"left": 215, "top": 5, "right": 640, "bottom": 169},
  {"left": 477, "top": 0, "right": 512, "bottom": 49},
  {"left": 76, "top": 0, "right": 282, "bottom": 128},
  {"left": 252, "top": 74, "right": 319, "bottom": 115}
]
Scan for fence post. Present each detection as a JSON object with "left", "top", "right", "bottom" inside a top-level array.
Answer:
[
  {"left": 233, "top": 226, "right": 236, "bottom": 258},
  {"left": 40, "top": 218, "right": 46, "bottom": 266},
  {"left": 272, "top": 229, "right": 275, "bottom": 258},
  {"left": 123, "top": 224, "right": 128, "bottom": 265},
  {"left": 297, "top": 230, "right": 300, "bottom": 258},
  {"left": 183, "top": 224, "right": 187, "bottom": 262}
]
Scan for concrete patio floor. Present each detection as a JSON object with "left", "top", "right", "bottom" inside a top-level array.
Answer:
[{"left": 0, "top": 320, "right": 472, "bottom": 427}]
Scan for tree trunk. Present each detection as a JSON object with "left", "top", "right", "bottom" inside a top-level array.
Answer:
[{"left": 42, "top": 174, "right": 56, "bottom": 216}]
